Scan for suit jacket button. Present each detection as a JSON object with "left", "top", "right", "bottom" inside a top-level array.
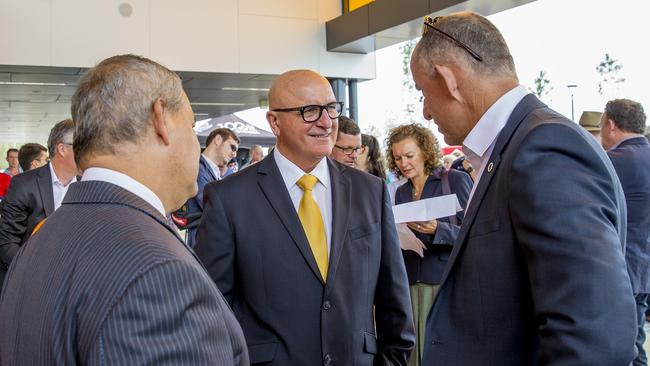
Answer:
[
  {"left": 324, "top": 353, "right": 332, "bottom": 365},
  {"left": 323, "top": 301, "right": 331, "bottom": 310}
]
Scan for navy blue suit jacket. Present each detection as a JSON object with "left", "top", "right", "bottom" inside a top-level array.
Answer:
[
  {"left": 195, "top": 155, "right": 415, "bottom": 365},
  {"left": 185, "top": 155, "right": 218, "bottom": 248},
  {"left": 607, "top": 136, "right": 650, "bottom": 293},
  {"left": 0, "top": 181, "right": 248, "bottom": 365},
  {"left": 395, "top": 168, "right": 472, "bottom": 284},
  {"left": 423, "top": 94, "right": 636, "bottom": 365}
]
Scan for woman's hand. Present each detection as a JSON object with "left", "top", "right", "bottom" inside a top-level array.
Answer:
[{"left": 407, "top": 219, "right": 438, "bottom": 235}]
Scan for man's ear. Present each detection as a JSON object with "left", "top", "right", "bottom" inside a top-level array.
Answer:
[
  {"left": 435, "top": 65, "right": 463, "bottom": 102},
  {"left": 212, "top": 134, "right": 223, "bottom": 147},
  {"left": 152, "top": 97, "right": 171, "bottom": 145},
  {"left": 267, "top": 111, "right": 280, "bottom": 137}
]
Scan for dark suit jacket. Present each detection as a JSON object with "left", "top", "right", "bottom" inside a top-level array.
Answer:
[
  {"left": 422, "top": 94, "right": 637, "bottom": 365},
  {"left": 195, "top": 155, "right": 415, "bottom": 365},
  {"left": 0, "top": 181, "right": 248, "bottom": 365},
  {"left": 607, "top": 136, "right": 650, "bottom": 294},
  {"left": 0, "top": 163, "right": 54, "bottom": 286},
  {"left": 395, "top": 168, "right": 472, "bottom": 285},
  {"left": 185, "top": 155, "right": 219, "bottom": 248}
]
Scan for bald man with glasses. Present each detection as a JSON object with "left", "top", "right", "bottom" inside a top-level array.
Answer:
[{"left": 195, "top": 69, "right": 414, "bottom": 366}]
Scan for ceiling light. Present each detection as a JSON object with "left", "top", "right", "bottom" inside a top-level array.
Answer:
[
  {"left": 221, "top": 87, "right": 269, "bottom": 92},
  {"left": 0, "top": 81, "right": 67, "bottom": 86},
  {"left": 190, "top": 102, "right": 246, "bottom": 106}
]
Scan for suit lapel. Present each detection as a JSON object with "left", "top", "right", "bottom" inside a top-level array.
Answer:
[
  {"left": 325, "top": 159, "right": 350, "bottom": 288},
  {"left": 200, "top": 155, "right": 217, "bottom": 181},
  {"left": 438, "top": 94, "right": 544, "bottom": 285},
  {"left": 37, "top": 164, "right": 55, "bottom": 216},
  {"left": 257, "top": 154, "right": 325, "bottom": 284}
]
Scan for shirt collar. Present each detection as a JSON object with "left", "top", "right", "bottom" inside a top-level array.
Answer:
[
  {"left": 463, "top": 85, "right": 530, "bottom": 160},
  {"left": 81, "top": 167, "right": 166, "bottom": 217},
  {"left": 202, "top": 154, "right": 221, "bottom": 180},
  {"left": 608, "top": 134, "right": 645, "bottom": 151},
  {"left": 273, "top": 147, "right": 330, "bottom": 191}
]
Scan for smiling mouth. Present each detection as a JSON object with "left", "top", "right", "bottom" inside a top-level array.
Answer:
[{"left": 308, "top": 132, "right": 331, "bottom": 139}]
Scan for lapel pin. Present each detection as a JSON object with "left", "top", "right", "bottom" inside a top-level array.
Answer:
[{"left": 487, "top": 162, "right": 494, "bottom": 172}]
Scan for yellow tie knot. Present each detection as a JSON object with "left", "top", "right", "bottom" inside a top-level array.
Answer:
[{"left": 297, "top": 174, "right": 318, "bottom": 191}]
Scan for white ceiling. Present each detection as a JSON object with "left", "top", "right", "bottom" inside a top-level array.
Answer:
[{"left": 0, "top": 64, "right": 276, "bottom": 144}]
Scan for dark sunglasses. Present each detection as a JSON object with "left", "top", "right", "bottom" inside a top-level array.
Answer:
[
  {"left": 229, "top": 143, "right": 238, "bottom": 152},
  {"left": 423, "top": 15, "right": 483, "bottom": 62}
]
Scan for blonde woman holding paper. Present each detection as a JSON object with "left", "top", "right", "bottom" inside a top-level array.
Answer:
[{"left": 386, "top": 123, "right": 472, "bottom": 366}]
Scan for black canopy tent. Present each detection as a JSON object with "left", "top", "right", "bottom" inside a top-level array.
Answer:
[{"left": 195, "top": 114, "right": 276, "bottom": 148}]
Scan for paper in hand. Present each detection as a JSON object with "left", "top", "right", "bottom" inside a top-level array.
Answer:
[
  {"left": 392, "top": 194, "right": 462, "bottom": 224},
  {"left": 396, "top": 223, "right": 426, "bottom": 257}
]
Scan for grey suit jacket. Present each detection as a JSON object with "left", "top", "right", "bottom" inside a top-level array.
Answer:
[
  {"left": 0, "top": 163, "right": 54, "bottom": 287},
  {"left": 0, "top": 181, "right": 248, "bottom": 365},
  {"left": 607, "top": 136, "right": 650, "bottom": 293},
  {"left": 195, "top": 155, "right": 415, "bottom": 365},
  {"left": 422, "top": 94, "right": 637, "bottom": 365}
]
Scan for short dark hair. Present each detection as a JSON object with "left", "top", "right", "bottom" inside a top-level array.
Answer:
[
  {"left": 18, "top": 143, "right": 47, "bottom": 171},
  {"left": 604, "top": 99, "right": 646, "bottom": 134},
  {"left": 47, "top": 119, "right": 75, "bottom": 158},
  {"left": 361, "top": 134, "right": 386, "bottom": 180},
  {"left": 338, "top": 116, "right": 360, "bottom": 136},
  {"left": 206, "top": 128, "right": 240, "bottom": 147},
  {"left": 6, "top": 148, "right": 18, "bottom": 157}
]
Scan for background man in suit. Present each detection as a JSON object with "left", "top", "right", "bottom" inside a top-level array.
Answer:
[
  {"left": 0, "top": 54, "right": 248, "bottom": 365},
  {"left": 600, "top": 98, "right": 650, "bottom": 366},
  {"left": 17, "top": 143, "right": 48, "bottom": 171},
  {"left": 330, "top": 115, "right": 362, "bottom": 168},
  {"left": 0, "top": 119, "right": 77, "bottom": 288},
  {"left": 196, "top": 69, "right": 415, "bottom": 365},
  {"left": 182, "top": 127, "right": 239, "bottom": 248},
  {"left": 410, "top": 12, "right": 636, "bottom": 365}
]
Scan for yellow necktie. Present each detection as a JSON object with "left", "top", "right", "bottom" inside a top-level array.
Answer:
[{"left": 296, "top": 174, "right": 328, "bottom": 281}]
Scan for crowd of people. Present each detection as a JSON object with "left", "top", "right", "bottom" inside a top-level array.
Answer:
[{"left": 0, "top": 11, "right": 649, "bottom": 366}]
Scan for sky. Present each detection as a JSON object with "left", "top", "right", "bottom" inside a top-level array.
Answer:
[{"left": 356, "top": 0, "right": 650, "bottom": 146}]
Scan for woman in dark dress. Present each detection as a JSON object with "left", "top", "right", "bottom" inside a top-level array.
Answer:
[{"left": 386, "top": 123, "right": 472, "bottom": 366}]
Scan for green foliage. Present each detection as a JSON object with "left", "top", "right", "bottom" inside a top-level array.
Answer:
[
  {"left": 399, "top": 39, "right": 420, "bottom": 119},
  {"left": 596, "top": 53, "right": 625, "bottom": 95},
  {"left": 531, "top": 70, "right": 552, "bottom": 99}
]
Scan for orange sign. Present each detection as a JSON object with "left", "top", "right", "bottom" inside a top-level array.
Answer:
[{"left": 349, "top": 0, "right": 374, "bottom": 12}]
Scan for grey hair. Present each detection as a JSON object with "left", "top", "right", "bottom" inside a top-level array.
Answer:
[
  {"left": 605, "top": 99, "right": 646, "bottom": 134},
  {"left": 47, "top": 119, "right": 75, "bottom": 158},
  {"left": 71, "top": 54, "right": 184, "bottom": 167},
  {"left": 414, "top": 12, "right": 517, "bottom": 80}
]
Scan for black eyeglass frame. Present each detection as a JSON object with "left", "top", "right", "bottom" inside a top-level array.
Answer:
[
  {"left": 334, "top": 144, "right": 362, "bottom": 155},
  {"left": 272, "top": 101, "right": 344, "bottom": 123},
  {"left": 423, "top": 16, "right": 483, "bottom": 62}
]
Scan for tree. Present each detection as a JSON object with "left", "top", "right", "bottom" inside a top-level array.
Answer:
[
  {"left": 399, "top": 39, "right": 421, "bottom": 119},
  {"left": 596, "top": 53, "right": 625, "bottom": 95},
  {"left": 531, "top": 70, "right": 552, "bottom": 100}
]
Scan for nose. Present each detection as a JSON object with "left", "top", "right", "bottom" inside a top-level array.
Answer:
[
  {"left": 422, "top": 104, "right": 432, "bottom": 120},
  {"left": 349, "top": 150, "right": 359, "bottom": 159},
  {"left": 314, "top": 109, "right": 333, "bottom": 129}
]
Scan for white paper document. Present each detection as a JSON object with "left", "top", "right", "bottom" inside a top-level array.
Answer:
[
  {"left": 392, "top": 194, "right": 462, "bottom": 224},
  {"left": 396, "top": 223, "right": 426, "bottom": 257}
]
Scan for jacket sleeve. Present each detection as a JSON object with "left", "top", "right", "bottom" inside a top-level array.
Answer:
[
  {"left": 430, "top": 171, "right": 472, "bottom": 246},
  {"left": 194, "top": 184, "right": 236, "bottom": 305},
  {"left": 0, "top": 181, "right": 30, "bottom": 268},
  {"left": 509, "top": 123, "right": 636, "bottom": 365},
  {"left": 89, "top": 260, "right": 247, "bottom": 365},
  {"left": 374, "top": 182, "right": 416, "bottom": 365}
]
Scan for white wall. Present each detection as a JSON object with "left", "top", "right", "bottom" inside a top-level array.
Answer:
[{"left": 0, "top": 0, "right": 375, "bottom": 79}]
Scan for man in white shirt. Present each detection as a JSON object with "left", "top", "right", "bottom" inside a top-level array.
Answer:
[
  {"left": 0, "top": 119, "right": 78, "bottom": 286},
  {"left": 0, "top": 54, "right": 248, "bottom": 365},
  {"left": 182, "top": 127, "right": 239, "bottom": 248},
  {"left": 195, "top": 69, "right": 414, "bottom": 365},
  {"left": 411, "top": 12, "right": 636, "bottom": 365}
]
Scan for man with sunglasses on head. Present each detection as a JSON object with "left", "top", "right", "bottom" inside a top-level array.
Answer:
[
  {"left": 195, "top": 69, "right": 415, "bottom": 365},
  {"left": 182, "top": 127, "right": 239, "bottom": 248},
  {"left": 411, "top": 12, "right": 635, "bottom": 365},
  {"left": 330, "top": 115, "right": 362, "bottom": 168}
]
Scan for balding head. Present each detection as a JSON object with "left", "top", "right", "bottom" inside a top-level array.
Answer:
[{"left": 266, "top": 69, "right": 339, "bottom": 172}]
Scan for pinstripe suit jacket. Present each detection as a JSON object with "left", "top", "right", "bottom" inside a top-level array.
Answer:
[{"left": 0, "top": 181, "right": 248, "bottom": 365}]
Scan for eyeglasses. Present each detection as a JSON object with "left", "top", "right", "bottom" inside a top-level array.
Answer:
[
  {"left": 423, "top": 16, "right": 483, "bottom": 62},
  {"left": 272, "top": 102, "right": 344, "bottom": 123},
  {"left": 229, "top": 143, "right": 238, "bottom": 152},
  {"left": 334, "top": 144, "right": 362, "bottom": 155}
]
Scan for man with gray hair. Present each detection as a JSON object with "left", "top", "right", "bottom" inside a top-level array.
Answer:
[
  {"left": 0, "top": 55, "right": 248, "bottom": 365},
  {"left": 0, "top": 119, "right": 78, "bottom": 289},
  {"left": 410, "top": 12, "right": 636, "bottom": 365},
  {"left": 600, "top": 98, "right": 650, "bottom": 366}
]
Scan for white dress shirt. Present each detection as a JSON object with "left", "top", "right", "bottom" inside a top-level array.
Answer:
[
  {"left": 49, "top": 163, "right": 75, "bottom": 211},
  {"left": 273, "top": 148, "right": 333, "bottom": 256},
  {"left": 463, "top": 85, "right": 530, "bottom": 205},
  {"left": 202, "top": 153, "right": 221, "bottom": 180},
  {"left": 81, "top": 167, "right": 166, "bottom": 218}
]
